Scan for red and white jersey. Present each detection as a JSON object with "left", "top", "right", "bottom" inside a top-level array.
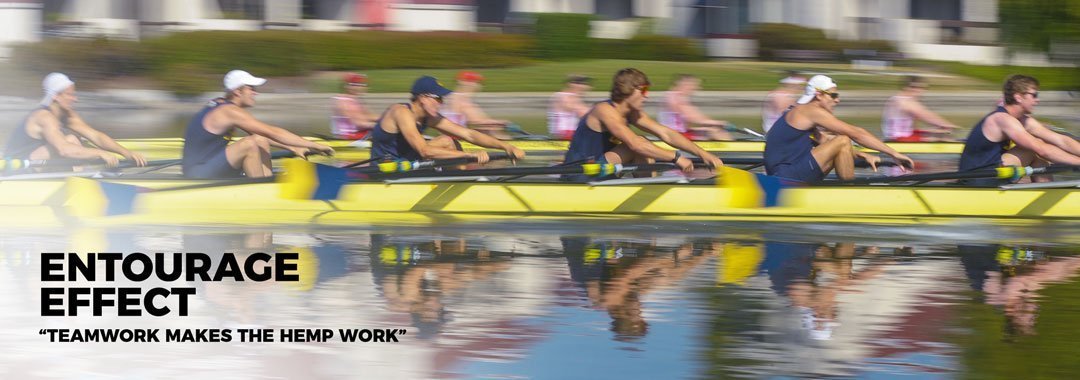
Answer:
[
  {"left": 659, "top": 92, "right": 688, "bottom": 133},
  {"left": 882, "top": 95, "right": 915, "bottom": 140},
  {"left": 547, "top": 91, "right": 579, "bottom": 137}
]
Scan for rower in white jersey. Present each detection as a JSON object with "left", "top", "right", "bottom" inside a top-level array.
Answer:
[
  {"left": 882, "top": 76, "right": 960, "bottom": 142},
  {"left": 548, "top": 75, "right": 591, "bottom": 140},
  {"left": 762, "top": 71, "right": 806, "bottom": 134},
  {"left": 658, "top": 74, "right": 731, "bottom": 140}
]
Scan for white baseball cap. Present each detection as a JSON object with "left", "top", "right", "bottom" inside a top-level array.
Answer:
[
  {"left": 796, "top": 75, "right": 838, "bottom": 104},
  {"left": 40, "top": 72, "right": 75, "bottom": 106},
  {"left": 224, "top": 70, "right": 266, "bottom": 91}
]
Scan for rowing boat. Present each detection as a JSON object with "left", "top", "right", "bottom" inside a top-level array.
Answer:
[
  {"left": 110, "top": 138, "right": 966, "bottom": 162},
  {"left": 2, "top": 173, "right": 1075, "bottom": 228}
]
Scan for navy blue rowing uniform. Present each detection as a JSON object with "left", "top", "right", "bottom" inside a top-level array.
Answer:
[
  {"left": 764, "top": 110, "right": 824, "bottom": 183},
  {"left": 960, "top": 106, "right": 1014, "bottom": 172},
  {"left": 561, "top": 100, "right": 629, "bottom": 182},
  {"left": 3, "top": 107, "right": 60, "bottom": 159},
  {"left": 182, "top": 99, "right": 241, "bottom": 178},
  {"left": 370, "top": 103, "right": 434, "bottom": 161},
  {"left": 958, "top": 106, "right": 1015, "bottom": 186}
]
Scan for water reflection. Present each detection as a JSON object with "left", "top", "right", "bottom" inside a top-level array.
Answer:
[{"left": 0, "top": 228, "right": 1078, "bottom": 379}]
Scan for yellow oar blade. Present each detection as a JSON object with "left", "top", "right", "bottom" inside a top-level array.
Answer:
[
  {"left": 65, "top": 177, "right": 140, "bottom": 217},
  {"left": 718, "top": 242, "right": 765, "bottom": 285},
  {"left": 717, "top": 166, "right": 800, "bottom": 208},
  {"left": 279, "top": 159, "right": 350, "bottom": 200}
]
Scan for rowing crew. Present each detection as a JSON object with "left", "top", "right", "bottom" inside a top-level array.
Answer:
[{"left": 3, "top": 70, "right": 1077, "bottom": 185}]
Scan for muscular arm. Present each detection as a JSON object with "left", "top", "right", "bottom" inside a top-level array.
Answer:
[
  {"left": 1025, "top": 117, "right": 1080, "bottom": 157},
  {"left": 901, "top": 99, "right": 958, "bottom": 130},
  {"left": 999, "top": 116, "right": 1080, "bottom": 164},
  {"left": 456, "top": 97, "right": 504, "bottom": 126},
  {"left": 63, "top": 112, "right": 138, "bottom": 158},
  {"left": 226, "top": 106, "right": 331, "bottom": 152},
  {"left": 810, "top": 108, "right": 906, "bottom": 159},
  {"left": 335, "top": 97, "right": 376, "bottom": 128},
  {"left": 430, "top": 116, "right": 520, "bottom": 154},
  {"left": 390, "top": 107, "right": 471, "bottom": 160},
  {"left": 37, "top": 116, "right": 110, "bottom": 160},
  {"left": 633, "top": 112, "right": 718, "bottom": 161},
  {"left": 673, "top": 96, "right": 724, "bottom": 126},
  {"left": 598, "top": 107, "right": 680, "bottom": 162}
]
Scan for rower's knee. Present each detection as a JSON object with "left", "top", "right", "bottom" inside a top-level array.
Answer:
[
  {"left": 834, "top": 135, "right": 852, "bottom": 146},
  {"left": 250, "top": 134, "right": 270, "bottom": 149},
  {"left": 64, "top": 135, "right": 81, "bottom": 144}
]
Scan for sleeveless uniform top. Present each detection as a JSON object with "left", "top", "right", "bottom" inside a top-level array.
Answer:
[
  {"left": 4, "top": 106, "right": 55, "bottom": 159},
  {"left": 181, "top": 99, "right": 233, "bottom": 173},
  {"left": 370, "top": 103, "right": 430, "bottom": 161},
  {"left": 882, "top": 95, "right": 915, "bottom": 140},
  {"left": 959, "top": 106, "right": 1014, "bottom": 172},
  {"left": 563, "top": 100, "right": 622, "bottom": 165},
  {"left": 764, "top": 110, "right": 816, "bottom": 176},
  {"left": 548, "top": 92, "right": 580, "bottom": 138},
  {"left": 658, "top": 92, "right": 688, "bottom": 133},
  {"left": 330, "top": 96, "right": 369, "bottom": 139}
]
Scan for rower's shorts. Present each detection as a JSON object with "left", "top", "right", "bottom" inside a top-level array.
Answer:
[
  {"left": 184, "top": 149, "right": 243, "bottom": 179},
  {"left": 769, "top": 154, "right": 824, "bottom": 183}
]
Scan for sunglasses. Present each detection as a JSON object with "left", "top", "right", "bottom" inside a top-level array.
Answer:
[
  {"left": 637, "top": 85, "right": 650, "bottom": 97},
  {"left": 1025, "top": 91, "right": 1039, "bottom": 99},
  {"left": 422, "top": 93, "right": 444, "bottom": 103},
  {"left": 820, "top": 89, "right": 840, "bottom": 99}
]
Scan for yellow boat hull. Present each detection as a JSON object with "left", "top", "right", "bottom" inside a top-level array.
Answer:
[{"left": 1, "top": 178, "right": 1075, "bottom": 227}]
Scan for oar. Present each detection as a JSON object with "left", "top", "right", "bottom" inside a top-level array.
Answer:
[
  {"left": 722, "top": 123, "right": 766, "bottom": 140},
  {"left": 689, "top": 156, "right": 897, "bottom": 169},
  {"left": 495, "top": 158, "right": 591, "bottom": 182},
  {"left": 827, "top": 165, "right": 1079, "bottom": 185},
  {"left": 505, "top": 123, "right": 552, "bottom": 141},
  {"left": 2, "top": 150, "right": 297, "bottom": 171},
  {"left": 280, "top": 153, "right": 512, "bottom": 200}
]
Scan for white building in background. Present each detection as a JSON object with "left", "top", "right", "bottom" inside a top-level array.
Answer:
[
  {"left": 0, "top": 0, "right": 42, "bottom": 57},
  {"left": 28, "top": 0, "right": 1037, "bottom": 66}
]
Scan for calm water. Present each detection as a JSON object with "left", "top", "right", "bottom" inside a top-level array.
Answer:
[{"left": 1, "top": 224, "right": 1078, "bottom": 379}]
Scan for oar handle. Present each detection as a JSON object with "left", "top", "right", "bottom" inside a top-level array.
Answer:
[{"left": 354, "top": 152, "right": 512, "bottom": 174}]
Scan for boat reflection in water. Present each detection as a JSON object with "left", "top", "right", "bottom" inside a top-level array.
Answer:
[{"left": 0, "top": 227, "right": 1078, "bottom": 379}]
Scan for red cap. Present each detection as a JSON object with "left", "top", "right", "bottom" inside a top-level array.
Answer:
[
  {"left": 456, "top": 71, "right": 484, "bottom": 83},
  {"left": 344, "top": 73, "right": 367, "bottom": 85}
]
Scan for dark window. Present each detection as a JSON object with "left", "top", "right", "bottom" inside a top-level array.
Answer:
[
  {"left": 217, "top": 0, "right": 264, "bottom": 20},
  {"left": 476, "top": 0, "right": 509, "bottom": 24},
  {"left": 595, "top": 0, "right": 633, "bottom": 20},
  {"left": 690, "top": 0, "right": 749, "bottom": 37},
  {"left": 910, "top": 0, "right": 960, "bottom": 20}
]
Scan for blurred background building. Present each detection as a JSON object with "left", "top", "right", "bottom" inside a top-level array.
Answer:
[{"left": 0, "top": 0, "right": 1053, "bottom": 66}]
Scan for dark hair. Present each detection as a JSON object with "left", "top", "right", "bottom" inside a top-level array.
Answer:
[
  {"left": 1003, "top": 74, "right": 1039, "bottom": 105},
  {"left": 610, "top": 68, "right": 650, "bottom": 103},
  {"left": 903, "top": 75, "right": 926, "bottom": 89},
  {"left": 567, "top": 74, "right": 591, "bottom": 84}
]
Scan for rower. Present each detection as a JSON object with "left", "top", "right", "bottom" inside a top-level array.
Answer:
[
  {"left": 764, "top": 75, "right": 914, "bottom": 182},
  {"left": 562, "top": 68, "right": 724, "bottom": 182},
  {"left": 548, "top": 74, "right": 591, "bottom": 140},
  {"left": 882, "top": 76, "right": 960, "bottom": 142},
  {"left": 330, "top": 73, "right": 378, "bottom": 140},
  {"left": 658, "top": 74, "right": 732, "bottom": 141},
  {"left": 442, "top": 71, "right": 513, "bottom": 140},
  {"left": 762, "top": 71, "right": 805, "bottom": 134},
  {"left": 959, "top": 74, "right": 1080, "bottom": 185},
  {"left": 3, "top": 73, "right": 146, "bottom": 167},
  {"left": 368, "top": 75, "right": 524, "bottom": 163},
  {"left": 181, "top": 70, "right": 334, "bottom": 179}
]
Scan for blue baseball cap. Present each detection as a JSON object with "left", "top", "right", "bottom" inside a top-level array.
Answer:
[{"left": 410, "top": 76, "right": 452, "bottom": 97}]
